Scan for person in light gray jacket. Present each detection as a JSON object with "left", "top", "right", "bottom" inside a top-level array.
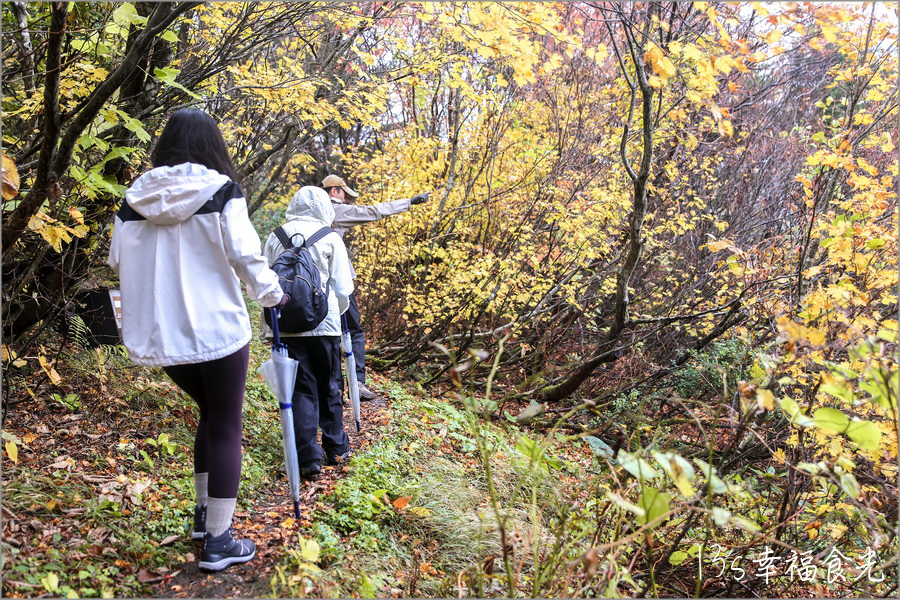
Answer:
[
  {"left": 263, "top": 186, "right": 354, "bottom": 479},
  {"left": 321, "top": 174, "right": 428, "bottom": 400}
]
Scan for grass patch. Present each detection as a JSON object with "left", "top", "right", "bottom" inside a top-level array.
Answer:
[{"left": 270, "top": 381, "right": 589, "bottom": 598}]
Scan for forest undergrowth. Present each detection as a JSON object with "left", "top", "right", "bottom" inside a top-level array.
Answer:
[
  {"left": 2, "top": 2, "right": 899, "bottom": 598},
  {"left": 2, "top": 315, "right": 896, "bottom": 598}
]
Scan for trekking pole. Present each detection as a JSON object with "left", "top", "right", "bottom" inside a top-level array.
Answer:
[{"left": 341, "top": 313, "right": 362, "bottom": 433}]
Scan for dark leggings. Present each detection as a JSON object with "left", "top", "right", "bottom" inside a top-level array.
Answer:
[{"left": 163, "top": 344, "right": 250, "bottom": 498}]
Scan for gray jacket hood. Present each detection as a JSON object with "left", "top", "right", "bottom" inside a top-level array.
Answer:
[
  {"left": 285, "top": 186, "right": 335, "bottom": 226},
  {"left": 125, "top": 163, "right": 231, "bottom": 225}
]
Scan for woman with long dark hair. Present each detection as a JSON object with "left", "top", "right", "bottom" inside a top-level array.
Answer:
[{"left": 108, "top": 109, "right": 287, "bottom": 572}]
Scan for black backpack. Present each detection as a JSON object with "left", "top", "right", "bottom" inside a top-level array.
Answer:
[{"left": 264, "top": 225, "right": 334, "bottom": 333}]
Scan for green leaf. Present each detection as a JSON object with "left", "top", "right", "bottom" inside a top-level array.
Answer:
[
  {"left": 161, "top": 29, "right": 179, "bottom": 43},
  {"left": 359, "top": 573, "right": 376, "bottom": 599},
  {"left": 778, "top": 397, "right": 813, "bottom": 427},
  {"left": 41, "top": 572, "right": 59, "bottom": 594},
  {"left": 77, "top": 134, "right": 110, "bottom": 153},
  {"left": 153, "top": 67, "right": 201, "bottom": 100},
  {"left": 152, "top": 66, "right": 177, "bottom": 83},
  {"left": 652, "top": 451, "right": 696, "bottom": 497},
  {"left": 845, "top": 420, "right": 882, "bottom": 450},
  {"left": 820, "top": 383, "right": 854, "bottom": 404},
  {"left": 516, "top": 434, "right": 542, "bottom": 460},
  {"left": 876, "top": 329, "right": 896, "bottom": 343},
  {"left": 607, "top": 492, "right": 644, "bottom": 517},
  {"left": 825, "top": 361, "right": 857, "bottom": 379},
  {"left": 860, "top": 379, "right": 891, "bottom": 410},
  {"left": 813, "top": 407, "right": 849, "bottom": 433},
  {"left": 796, "top": 461, "right": 823, "bottom": 475},
  {"left": 586, "top": 436, "right": 614, "bottom": 459},
  {"left": 693, "top": 458, "right": 727, "bottom": 494},
  {"left": 668, "top": 550, "right": 688, "bottom": 566},
  {"left": 112, "top": 3, "right": 147, "bottom": 27},
  {"left": 298, "top": 536, "right": 320, "bottom": 562},
  {"left": 617, "top": 449, "right": 659, "bottom": 481},
  {"left": 748, "top": 363, "right": 767, "bottom": 384},
  {"left": 103, "top": 146, "right": 133, "bottom": 163},
  {"left": 636, "top": 487, "right": 670, "bottom": 526},
  {"left": 70, "top": 39, "right": 97, "bottom": 54},
  {"left": 712, "top": 507, "right": 730, "bottom": 526},
  {"left": 838, "top": 471, "right": 860, "bottom": 498},
  {"left": 731, "top": 515, "right": 761, "bottom": 532},
  {"left": 122, "top": 117, "right": 151, "bottom": 143}
]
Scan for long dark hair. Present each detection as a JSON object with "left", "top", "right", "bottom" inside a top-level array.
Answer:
[{"left": 151, "top": 109, "right": 239, "bottom": 182}]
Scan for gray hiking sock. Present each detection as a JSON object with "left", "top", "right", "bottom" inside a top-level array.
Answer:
[
  {"left": 206, "top": 497, "right": 237, "bottom": 537},
  {"left": 194, "top": 472, "right": 209, "bottom": 507}
]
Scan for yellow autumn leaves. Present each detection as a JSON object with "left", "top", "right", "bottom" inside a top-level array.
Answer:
[
  {"left": 2, "top": 153, "right": 89, "bottom": 253},
  {"left": 2, "top": 153, "right": 19, "bottom": 201},
  {"left": 27, "top": 206, "right": 90, "bottom": 254},
  {"left": 644, "top": 42, "right": 676, "bottom": 88}
]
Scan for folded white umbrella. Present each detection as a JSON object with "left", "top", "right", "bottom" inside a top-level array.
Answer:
[{"left": 258, "top": 308, "right": 302, "bottom": 518}]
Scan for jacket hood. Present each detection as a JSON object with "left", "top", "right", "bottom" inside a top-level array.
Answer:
[
  {"left": 126, "top": 163, "right": 231, "bottom": 225},
  {"left": 285, "top": 186, "right": 335, "bottom": 226}
]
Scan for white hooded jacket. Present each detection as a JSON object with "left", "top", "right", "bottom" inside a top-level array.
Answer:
[
  {"left": 108, "top": 163, "right": 283, "bottom": 367},
  {"left": 263, "top": 187, "right": 354, "bottom": 337}
]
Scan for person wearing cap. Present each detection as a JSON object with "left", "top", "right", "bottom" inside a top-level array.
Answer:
[{"left": 322, "top": 174, "right": 429, "bottom": 400}]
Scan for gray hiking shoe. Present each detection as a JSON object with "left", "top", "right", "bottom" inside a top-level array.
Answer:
[
  {"left": 198, "top": 529, "right": 256, "bottom": 572},
  {"left": 357, "top": 383, "right": 376, "bottom": 401}
]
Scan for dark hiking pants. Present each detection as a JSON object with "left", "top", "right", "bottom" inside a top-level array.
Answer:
[{"left": 284, "top": 335, "right": 349, "bottom": 467}]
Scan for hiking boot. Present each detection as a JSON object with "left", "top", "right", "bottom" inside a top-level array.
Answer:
[
  {"left": 324, "top": 450, "right": 351, "bottom": 467},
  {"left": 191, "top": 504, "right": 207, "bottom": 540},
  {"left": 299, "top": 463, "right": 321, "bottom": 481},
  {"left": 358, "top": 383, "right": 376, "bottom": 401},
  {"left": 198, "top": 529, "right": 256, "bottom": 572}
]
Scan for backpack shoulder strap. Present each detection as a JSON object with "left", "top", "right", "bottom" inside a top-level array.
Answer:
[
  {"left": 304, "top": 227, "right": 334, "bottom": 248},
  {"left": 273, "top": 226, "right": 294, "bottom": 250}
]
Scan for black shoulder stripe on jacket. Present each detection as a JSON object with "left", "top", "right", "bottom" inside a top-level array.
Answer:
[
  {"left": 115, "top": 181, "right": 243, "bottom": 222},
  {"left": 116, "top": 199, "right": 146, "bottom": 222},
  {"left": 194, "top": 181, "right": 243, "bottom": 215}
]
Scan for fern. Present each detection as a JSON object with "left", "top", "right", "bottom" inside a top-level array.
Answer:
[{"left": 68, "top": 314, "right": 91, "bottom": 349}]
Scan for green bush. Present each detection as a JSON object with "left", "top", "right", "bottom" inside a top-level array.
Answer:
[{"left": 673, "top": 338, "right": 751, "bottom": 399}]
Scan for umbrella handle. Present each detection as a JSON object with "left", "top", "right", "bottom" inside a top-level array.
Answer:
[{"left": 269, "top": 307, "right": 282, "bottom": 348}]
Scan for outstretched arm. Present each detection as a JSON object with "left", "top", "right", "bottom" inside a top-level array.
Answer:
[{"left": 331, "top": 198, "right": 412, "bottom": 229}]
